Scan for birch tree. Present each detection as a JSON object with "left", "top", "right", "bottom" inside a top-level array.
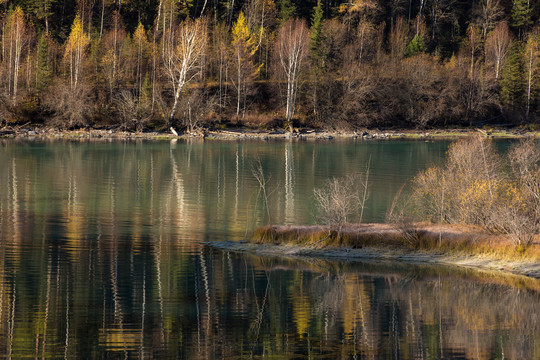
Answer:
[
  {"left": 163, "top": 18, "right": 207, "bottom": 125},
  {"left": 100, "top": 12, "right": 126, "bottom": 99},
  {"left": 275, "top": 18, "right": 309, "bottom": 133},
  {"left": 133, "top": 23, "right": 149, "bottom": 98},
  {"left": 65, "top": 15, "right": 90, "bottom": 91},
  {"left": 3, "top": 7, "right": 29, "bottom": 99},
  {"left": 485, "top": 21, "right": 511, "bottom": 79},
  {"left": 231, "top": 11, "right": 259, "bottom": 123},
  {"left": 474, "top": 0, "right": 503, "bottom": 39},
  {"left": 524, "top": 27, "right": 539, "bottom": 118}
]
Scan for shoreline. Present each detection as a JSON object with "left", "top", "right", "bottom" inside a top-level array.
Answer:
[
  {"left": 208, "top": 241, "right": 540, "bottom": 280},
  {"left": 1, "top": 126, "right": 540, "bottom": 141},
  {"left": 209, "top": 224, "right": 540, "bottom": 279}
]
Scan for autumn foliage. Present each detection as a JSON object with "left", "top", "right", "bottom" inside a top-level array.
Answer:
[
  {"left": 412, "top": 138, "right": 540, "bottom": 247},
  {"left": 0, "top": 1, "right": 539, "bottom": 130}
]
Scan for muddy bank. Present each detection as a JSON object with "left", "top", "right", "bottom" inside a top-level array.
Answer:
[
  {"left": 1, "top": 126, "right": 539, "bottom": 141},
  {"left": 208, "top": 223, "right": 540, "bottom": 279}
]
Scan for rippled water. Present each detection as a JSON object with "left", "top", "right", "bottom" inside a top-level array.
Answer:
[{"left": 0, "top": 139, "right": 538, "bottom": 359}]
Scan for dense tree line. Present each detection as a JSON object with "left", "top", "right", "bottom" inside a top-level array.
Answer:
[{"left": 0, "top": 0, "right": 539, "bottom": 131}]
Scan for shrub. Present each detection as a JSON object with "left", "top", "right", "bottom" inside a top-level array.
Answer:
[
  {"left": 314, "top": 173, "right": 369, "bottom": 234},
  {"left": 411, "top": 137, "right": 540, "bottom": 248}
]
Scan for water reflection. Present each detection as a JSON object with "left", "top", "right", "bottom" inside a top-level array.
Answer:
[
  {"left": 0, "top": 243, "right": 539, "bottom": 358},
  {"left": 1, "top": 139, "right": 537, "bottom": 358}
]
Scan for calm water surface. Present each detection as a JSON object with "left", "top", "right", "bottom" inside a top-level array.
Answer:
[{"left": 0, "top": 139, "right": 538, "bottom": 359}]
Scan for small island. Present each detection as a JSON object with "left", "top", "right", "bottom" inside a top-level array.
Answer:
[{"left": 213, "top": 137, "right": 540, "bottom": 279}]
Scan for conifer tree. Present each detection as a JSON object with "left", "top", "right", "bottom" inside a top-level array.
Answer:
[
  {"left": 23, "top": 0, "right": 55, "bottom": 34},
  {"left": 277, "top": 0, "right": 295, "bottom": 21},
  {"left": 405, "top": 34, "right": 427, "bottom": 57},
  {"left": 500, "top": 42, "right": 524, "bottom": 109},
  {"left": 511, "top": 0, "right": 532, "bottom": 38},
  {"left": 35, "top": 34, "right": 52, "bottom": 92},
  {"left": 308, "top": 0, "right": 326, "bottom": 119},
  {"left": 309, "top": 0, "right": 325, "bottom": 70}
]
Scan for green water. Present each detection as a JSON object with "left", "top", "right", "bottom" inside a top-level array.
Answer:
[{"left": 0, "top": 139, "right": 538, "bottom": 359}]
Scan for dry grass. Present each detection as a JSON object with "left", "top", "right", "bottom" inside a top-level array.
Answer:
[{"left": 251, "top": 223, "right": 540, "bottom": 262}]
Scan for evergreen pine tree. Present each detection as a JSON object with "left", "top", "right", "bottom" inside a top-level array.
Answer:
[
  {"left": 141, "top": 73, "right": 152, "bottom": 105},
  {"left": 511, "top": 0, "right": 532, "bottom": 37},
  {"left": 178, "top": 0, "right": 194, "bottom": 20},
  {"left": 277, "top": 0, "right": 295, "bottom": 22},
  {"left": 35, "top": 34, "right": 52, "bottom": 92},
  {"left": 500, "top": 42, "right": 524, "bottom": 109},
  {"left": 309, "top": 0, "right": 325, "bottom": 71},
  {"left": 405, "top": 34, "right": 427, "bottom": 57},
  {"left": 22, "top": 0, "right": 55, "bottom": 34}
]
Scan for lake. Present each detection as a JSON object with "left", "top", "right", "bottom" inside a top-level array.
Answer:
[{"left": 0, "top": 139, "right": 538, "bottom": 359}]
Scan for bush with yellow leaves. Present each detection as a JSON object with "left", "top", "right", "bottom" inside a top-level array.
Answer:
[{"left": 411, "top": 137, "right": 539, "bottom": 248}]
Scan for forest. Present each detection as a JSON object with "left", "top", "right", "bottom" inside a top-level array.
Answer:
[{"left": 0, "top": 0, "right": 539, "bottom": 132}]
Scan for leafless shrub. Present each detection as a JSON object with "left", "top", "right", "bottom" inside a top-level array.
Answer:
[
  {"left": 115, "top": 90, "right": 151, "bottom": 131},
  {"left": 386, "top": 184, "right": 422, "bottom": 247},
  {"left": 0, "top": 95, "right": 17, "bottom": 126},
  {"left": 178, "top": 89, "right": 215, "bottom": 133},
  {"left": 492, "top": 198, "right": 537, "bottom": 248},
  {"left": 251, "top": 158, "right": 272, "bottom": 227},
  {"left": 43, "top": 79, "right": 93, "bottom": 128},
  {"left": 314, "top": 173, "right": 368, "bottom": 234}
]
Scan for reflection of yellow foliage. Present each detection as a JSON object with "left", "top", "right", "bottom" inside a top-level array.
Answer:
[
  {"left": 99, "top": 328, "right": 142, "bottom": 351},
  {"left": 66, "top": 206, "right": 84, "bottom": 257},
  {"left": 342, "top": 276, "right": 370, "bottom": 338},
  {"left": 292, "top": 293, "right": 310, "bottom": 337}
]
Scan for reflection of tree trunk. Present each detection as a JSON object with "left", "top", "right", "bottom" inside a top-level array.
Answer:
[
  {"left": 41, "top": 254, "right": 53, "bottom": 357},
  {"left": 438, "top": 275, "right": 444, "bottom": 359},
  {"left": 235, "top": 145, "right": 240, "bottom": 218},
  {"left": 152, "top": 0, "right": 163, "bottom": 109},
  {"left": 11, "top": 159, "right": 20, "bottom": 245},
  {"left": 8, "top": 288, "right": 15, "bottom": 358},
  {"left": 199, "top": 251, "right": 211, "bottom": 341},
  {"left": 139, "top": 263, "right": 146, "bottom": 359},
  {"left": 154, "top": 235, "right": 166, "bottom": 347},
  {"left": 285, "top": 143, "right": 295, "bottom": 222},
  {"left": 250, "top": 270, "right": 270, "bottom": 357},
  {"left": 64, "top": 275, "right": 70, "bottom": 359}
]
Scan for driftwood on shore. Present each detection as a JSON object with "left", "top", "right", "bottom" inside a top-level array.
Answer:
[{"left": 1, "top": 126, "right": 540, "bottom": 141}]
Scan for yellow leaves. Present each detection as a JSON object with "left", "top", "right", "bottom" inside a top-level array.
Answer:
[
  {"left": 497, "top": 181, "right": 528, "bottom": 212},
  {"left": 232, "top": 11, "right": 257, "bottom": 56},
  {"left": 65, "top": 15, "right": 90, "bottom": 57},
  {"left": 133, "top": 22, "right": 148, "bottom": 46},
  {"left": 5, "top": 6, "right": 27, "bottom": 41},
  {"left": 232, "top": 12, "right": 249, "bottom": 43},
  {"left": 338, "top": 0, "right": 377, "bottom": 14},
  {"left": 12, "top": 6, "right": 24, "bottom": 24}
]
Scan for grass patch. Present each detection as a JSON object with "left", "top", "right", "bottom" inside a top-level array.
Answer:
[{"left": 251, "top": 224, "right": 540, "bottom": 262}]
